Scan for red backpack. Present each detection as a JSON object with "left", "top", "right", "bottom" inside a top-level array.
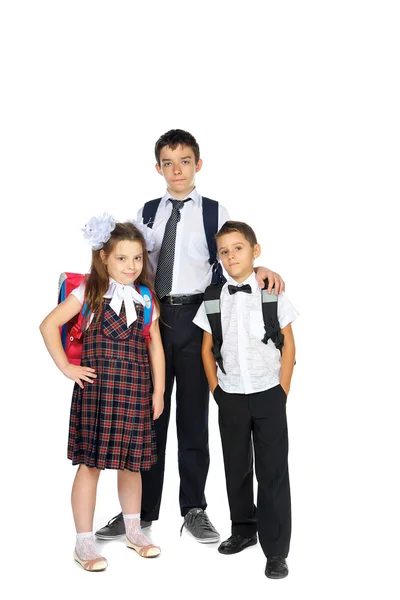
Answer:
[
  {"left": 58, "top": 272, "right": 154, "bottom": 366},
  {"left": 58, "top": 273, "right": 87, "bottom": 365}
]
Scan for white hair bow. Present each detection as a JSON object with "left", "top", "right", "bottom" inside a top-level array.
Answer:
[
  {"left": 127, "top": 219, "right": 155, "bottom": 252},
  {"left": 82, "top": 213, "right": 116, "bottom": 250},
  {"left": 81, "top": 213, "right": 155, "bottom": 252}
]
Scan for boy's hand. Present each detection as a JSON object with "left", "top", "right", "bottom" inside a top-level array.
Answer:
[
  {"left": 280, "top": 383, "right": 289, "bottom": 396},
  {"left": 62, "top": 364, "right": 97, "bottom": 389},
  {"left": 152, "top": 391, "right": 164, "bottom": 420},
  {"left": 255, "top": 267, "right": 285, "bottom": 294}
]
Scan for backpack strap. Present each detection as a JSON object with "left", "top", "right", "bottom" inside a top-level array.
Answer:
[
  {"left": 142, "top": 198, "right": 162, "bottom": 229},
  {"left": 137, "top": 284, "right": 154, "bottom": 342},
  {"left": 58, "top": 276, "right": 68, "bottom": 348},
  {"left": 202, "top": 197, "right": 218, "bottom": 265},
  {"left": 261, "top": 279, "right": 284, "bottom": 352},
  {"left": 69, "top": 302, "right": 88, "bottom": 342},
  {"left": 58, "top": 273, "right": 89, "bottom": 349},
  {"left": 202, "top": 197, "right": 226, "bottom": 285},
  {"left": 203, "top": 283, "right": 226, "bottom": 374}
]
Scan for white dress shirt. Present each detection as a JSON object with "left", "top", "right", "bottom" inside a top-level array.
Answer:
[
  {"left": 193, "top": 272, "right": 299, "bottom": 394},
  {"left": 71, "top": 278, "right": 158, "bottom": 328},
  {"left": 137, "top": 188, "right": 230, "bottom": 295}
]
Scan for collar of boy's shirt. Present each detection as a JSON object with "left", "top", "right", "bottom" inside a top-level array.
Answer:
[
  {"left": 107, "top": 278, "right": 146, "bottom": 327},
  {"left": 226, "top": 271, "right": 259, "bottom": 294},
  {"left": 161, "top": 186, "right": 201, "bottom": 207},
  {"left": 228, "top": 283, "right": 252, "bottom": 295}
]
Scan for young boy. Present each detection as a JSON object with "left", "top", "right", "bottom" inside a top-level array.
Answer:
[
  {"left": 95, "top": 131, "right": 285, "bottom": 544},
  {"left": 193, "top": 220, "right": 297, "bottom": 578}
]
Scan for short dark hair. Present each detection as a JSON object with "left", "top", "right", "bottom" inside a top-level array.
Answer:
[
  {"left": 216, "top": 220, "right": 258, "bottom": 247},
  {"left": 154, "top": 129, "right": 200, "bottom": 165}
]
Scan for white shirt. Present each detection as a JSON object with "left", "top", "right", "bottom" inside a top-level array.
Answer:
[
  {"left": 71, "top": 278, "right": 158, "bottom": 327},
  {"left": 137, "top": 188, "right": 230, "bottom": 295},
  {"left": 193, "top": 272, "right": 299, "bottom": 394}
]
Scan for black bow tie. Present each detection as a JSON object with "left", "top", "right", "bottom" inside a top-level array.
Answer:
[{"left": 228, "top": 284, "right": 252, "bottom": 295}]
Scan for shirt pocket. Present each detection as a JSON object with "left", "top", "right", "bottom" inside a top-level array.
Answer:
[
  {"left": 248, "top": 310, "right": 265, "bottom": 342},
  {"left": 188, "top": 232, "right": 208, "bottom": 260}
]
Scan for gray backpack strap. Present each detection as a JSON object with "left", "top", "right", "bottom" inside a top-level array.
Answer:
[
  {"left": 204, "top": 283, "right": 226, "bottom": 374},
  {"left": 261, "top": 279, "right": 284, "bottom": 352}
]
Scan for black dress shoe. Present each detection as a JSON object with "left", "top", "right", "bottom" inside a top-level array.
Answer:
[
  {"left": 265, "top": 555, "right": 289, "bottom": 579},
  {"left": 218, "top": 533, "right": 257, "bottom": 555}
]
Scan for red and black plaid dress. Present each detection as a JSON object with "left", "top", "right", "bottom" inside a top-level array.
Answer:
[{"left": 68, "top": 297, "right": 157, "bottom": 472}]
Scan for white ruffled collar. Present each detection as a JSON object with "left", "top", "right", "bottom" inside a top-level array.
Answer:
[{"left": 106, "top": 278, "right": 146, "bottom": 327}]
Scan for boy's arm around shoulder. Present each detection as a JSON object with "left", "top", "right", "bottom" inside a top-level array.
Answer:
[
  {"left": 201, "top": 332, "right": 219, "bottom": 395},
  {"left": 255, "top": 267, "right": 285, "bottom": 294},
  {"left": 39, "top": 294, "right": 96, "bottom": 388},
  {"left": 147, "top": 318, "right": 165, "bottom": 420},
  {"left": 280, "top": 323, "right": 295, "bottom": 396}
]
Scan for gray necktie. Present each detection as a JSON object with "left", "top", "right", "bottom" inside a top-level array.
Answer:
[{"left": 154, "top": 198, "right": 191, "bottom": 298}]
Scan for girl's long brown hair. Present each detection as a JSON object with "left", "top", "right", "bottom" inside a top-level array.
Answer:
[{"left": 84, "top": 222, "right": 158, "bottom": 320}]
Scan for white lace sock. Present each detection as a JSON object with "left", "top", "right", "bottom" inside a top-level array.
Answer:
[
  {"left": 75, "top": 532, "right": 104, "bottom": 560},
  {"left": 123, "top": 513, "right": 153, "bottom": 546}
]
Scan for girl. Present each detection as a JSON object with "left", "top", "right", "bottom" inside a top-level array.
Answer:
[{"left": 40, "top": 214, "right": 165, "bottom": 571}]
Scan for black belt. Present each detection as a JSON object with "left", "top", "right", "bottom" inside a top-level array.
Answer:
[{"left": 160, "top": 293, "right": 204, "bottom": 305}]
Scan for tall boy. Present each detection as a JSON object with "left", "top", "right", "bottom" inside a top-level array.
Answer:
[
  {"left": 96, "top": 131, "right": 284, "bottom": 543},
  {"left": 193, "top": 221, "right": 297, "bottom": 578}
]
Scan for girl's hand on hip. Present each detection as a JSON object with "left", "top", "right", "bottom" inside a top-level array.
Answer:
[
  {"left": 152, "top": 391, "right": 164, "bottom": 420},
  {"left": 62, "top": 364, "right": 97, "bottom": 389}
]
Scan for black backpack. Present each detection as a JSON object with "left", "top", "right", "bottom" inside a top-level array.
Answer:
[
  {"left": 203, "top": 280, "right": 284, "bottom": 374},
  {"left": 142, "top": 196, "right": 226, "bottom": 285}
]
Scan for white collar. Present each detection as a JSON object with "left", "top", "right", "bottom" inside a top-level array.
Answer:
[
  {"left": 226, "top": 271, "right": 259, "bottom": 293},
  {"left": 161, "top": 187, "right": 201, "bottom": 207},
  {"left": 107, "top": 278, "right": 146, "bottom": 328}
]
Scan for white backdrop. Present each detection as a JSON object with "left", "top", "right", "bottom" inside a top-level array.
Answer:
[{"left": 1, "top": 1, "right": 399, "bottom": 599}]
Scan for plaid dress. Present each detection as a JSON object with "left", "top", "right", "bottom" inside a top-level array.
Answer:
[{"left": 68, "top": 297, "right": 157, "bottom": 472}]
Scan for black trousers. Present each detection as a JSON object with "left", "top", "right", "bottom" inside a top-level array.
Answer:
[
  {"left": 215, "top": 384, "right": 291, "bottom": 558},
  {"left": 141, "top": 302, "right": 210, "bottom": 520}
]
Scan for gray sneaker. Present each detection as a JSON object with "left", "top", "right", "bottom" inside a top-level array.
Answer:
[
  {"left": 95, "top": 513, "right": 125, "bottom": 540},
  {"left": 95, "top": 513, "right": 152, "bottom": 540},
  {"left": 180, "top": 508, "right": 220, "bottom": 543}
]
